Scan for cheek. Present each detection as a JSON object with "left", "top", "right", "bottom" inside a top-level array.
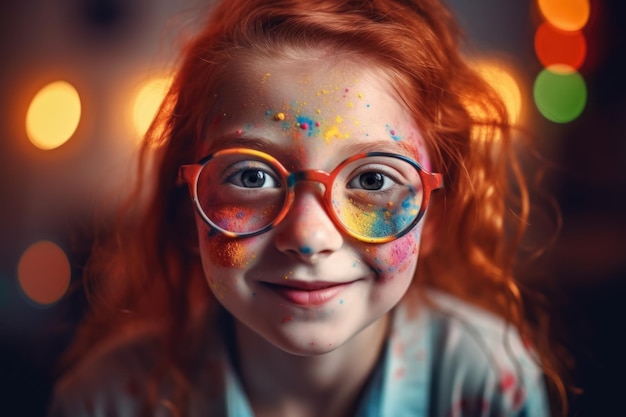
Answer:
[
  {"left": 201, "top": 232, "right": 257, "bottom": 270},
  {"left": 366, "top": 233, "right": 420, "bottom": 280}
]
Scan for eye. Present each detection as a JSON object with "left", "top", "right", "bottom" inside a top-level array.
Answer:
[
  {"left": 347, "top": 171, "right": 395, "bottom": 191},
  {"left": 227, "top": 168, "right": 279, "bottom": 188}
]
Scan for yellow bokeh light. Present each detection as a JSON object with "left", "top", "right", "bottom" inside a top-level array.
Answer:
[
  {"left": 538, "top": 0, "right": 590, "bottom": 32},
  {"left": 17, "top": 240, "right": 71, "bottom": 306},
  {"left": 465, "top": 61, "right": 523, "bottom": 142},
  {"left": 476, "top": 62, "right": 523, "bottom": 124},
  {"left": 26, "top": 81, "right": 82, "bottom": 150},
  {"left": 132, "top": 76, "right": 172, "bottom": 140}
]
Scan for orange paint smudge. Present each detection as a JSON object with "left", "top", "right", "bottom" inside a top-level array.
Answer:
[{"left": 208, "top": 236, "right": 248, "bottom": 269}]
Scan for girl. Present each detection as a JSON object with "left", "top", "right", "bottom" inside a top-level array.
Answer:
[{"left": 50, "top": 0, "right": 565, "bottom": 416}]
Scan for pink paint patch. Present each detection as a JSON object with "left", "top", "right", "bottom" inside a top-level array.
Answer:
[
  {"left": 393, "top": 341, "right": 405, "bottom": 357},
  {"left": 393, "top": 367, "right": 405, "bottom": 380},
  {"left": 500, "top": 371, "right": 516, "bottom": 391},
  {"left": 389, "top": 239, "right": 413, "bottom": 268},
  {"left": 300, "top": 122, "right": 309, "bottom": 130}
]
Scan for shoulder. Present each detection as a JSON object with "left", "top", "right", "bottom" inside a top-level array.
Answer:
[
  {"left": 422, "top": 290, "right": 551, "bottom": 416},
  {"left": 48, "top": 325, "right": 166, "bottom": 417}
]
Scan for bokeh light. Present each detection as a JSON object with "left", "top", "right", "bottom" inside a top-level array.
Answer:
[
  {"left": 465, "top": 61, "right": 523, "bottom": 142},
  {"left": 535, "top": 22, "right": 587, "bottom": 70},
  {"left": 132, "top": 75, "right": 172, "bottom": 140},
  {"left": 17, "top": 240, "right": 71, "bottom": 306},
  {"left": 537, "top": 0, "right": 590, "bottom": 32},
  {"left": 475, "top": 62, "right": 523, "bottom": 124},
  {"left": 534, "top": 65, "right": 587, "bottom": 123},
  {"left": 26, "top": 81, "right": 82, "bottom": 150}
]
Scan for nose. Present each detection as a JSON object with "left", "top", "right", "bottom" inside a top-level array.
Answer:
[{"left": 274, "top": 183, "right": 344, "bottom": 263}]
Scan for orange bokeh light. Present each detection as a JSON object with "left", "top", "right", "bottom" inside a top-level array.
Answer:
[
  {"left": 535, "top": 22, "right": 587, "bottom": 70},
  {"left": 17, "top": 240, "right": 71, "bottom": 306},
  {"left": 537, "top": 0, "right": 590, "bottom": 32}
]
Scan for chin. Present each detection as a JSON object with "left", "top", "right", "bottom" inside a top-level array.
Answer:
[{"left": 264, "top": 327, "right": 349, "bottom": 357}]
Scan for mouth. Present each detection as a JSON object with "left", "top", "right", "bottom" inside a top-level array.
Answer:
[{"left": 262, "top": 280, "right": 355, "bottom": 306}]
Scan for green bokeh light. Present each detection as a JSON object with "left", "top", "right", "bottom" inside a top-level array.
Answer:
[{"left": 534, "top": 66, "right": 587, "bottom": 123}]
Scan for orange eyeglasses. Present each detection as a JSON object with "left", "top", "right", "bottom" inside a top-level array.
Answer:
[{"left": 178, "top": 148, "right": 443, "bottom": 243}]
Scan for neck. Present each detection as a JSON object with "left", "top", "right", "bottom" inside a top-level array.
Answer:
[{"left": 232, "top": 314, "right": 390, "bottom": 417}]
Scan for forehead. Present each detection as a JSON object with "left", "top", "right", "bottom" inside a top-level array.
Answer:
[
  {"left": 222, "top": 54, "right": 396, "bottom": 109},
  {"left": 205, "top": 53, "right": 425, "bottom": 165}
]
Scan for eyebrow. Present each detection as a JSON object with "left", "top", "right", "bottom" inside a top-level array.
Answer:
[
  {"left": 203, "top": 135, "right": 292, "bottom": 160},
  {"left": 342, "top": 139, "right": 416, "bottom": 158}
]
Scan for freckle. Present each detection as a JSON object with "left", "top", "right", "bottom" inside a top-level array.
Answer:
[
  {"left": 252, "top": 292, "right": 256, "bottom": 297},
  {"left": 345, "top": 88, "right": 349, "bottom": 92}
]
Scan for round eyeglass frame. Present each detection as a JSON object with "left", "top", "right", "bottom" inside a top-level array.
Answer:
[{"left": 178, "top": 148, "right": 443, "bottom": 243}]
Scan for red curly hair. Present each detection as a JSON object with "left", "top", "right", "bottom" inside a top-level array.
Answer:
[{"left": 63, "top": 0, "right": 567, "bottom": 414}]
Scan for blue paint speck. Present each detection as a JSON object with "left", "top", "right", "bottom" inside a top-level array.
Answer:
[{"left": 386, "top": 124, "right": 402, "bottom": 141}]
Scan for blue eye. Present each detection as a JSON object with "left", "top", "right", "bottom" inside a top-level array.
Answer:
[
  {"left": 348, "top": 171, "right": 395, "bottom": 191},
  {"left": 227, "top": 168, "right": 280, "bottom": 188}
]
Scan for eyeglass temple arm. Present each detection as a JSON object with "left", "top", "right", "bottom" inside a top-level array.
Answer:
[{"left": 425, "top": 172, "right": 444, "bottom": 191}]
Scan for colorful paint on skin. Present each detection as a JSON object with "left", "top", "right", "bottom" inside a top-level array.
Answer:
[
  {"left": 207, "top": 235, "right": 252, "bottom": 269},
  {"left": 384, "top": 238, "right": 418, "bottom": 275},
  {"left": 386, "top": 124, "right": 403, "bottom": 141},
  {"left": 336, "top": 194, "right": 421, "bottom": 239},
  {"left": 210, "top": 204, "right": 274, "bottom": 234},
  {"left": 295, "top": 115, "right": 319, "bottom": 137}
]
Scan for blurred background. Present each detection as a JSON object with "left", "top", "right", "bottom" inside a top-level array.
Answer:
[{"left": 0, "top": 0, "right": 624, "bottom": 415}]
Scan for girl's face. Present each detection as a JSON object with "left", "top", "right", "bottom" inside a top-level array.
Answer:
[{"left": 195, "top": 56, "right": 430, "bottom": 355}]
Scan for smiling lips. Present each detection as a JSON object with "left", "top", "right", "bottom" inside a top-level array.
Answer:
[{"left": 265, "top": 281, "right": 353, "bottom": 306}]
